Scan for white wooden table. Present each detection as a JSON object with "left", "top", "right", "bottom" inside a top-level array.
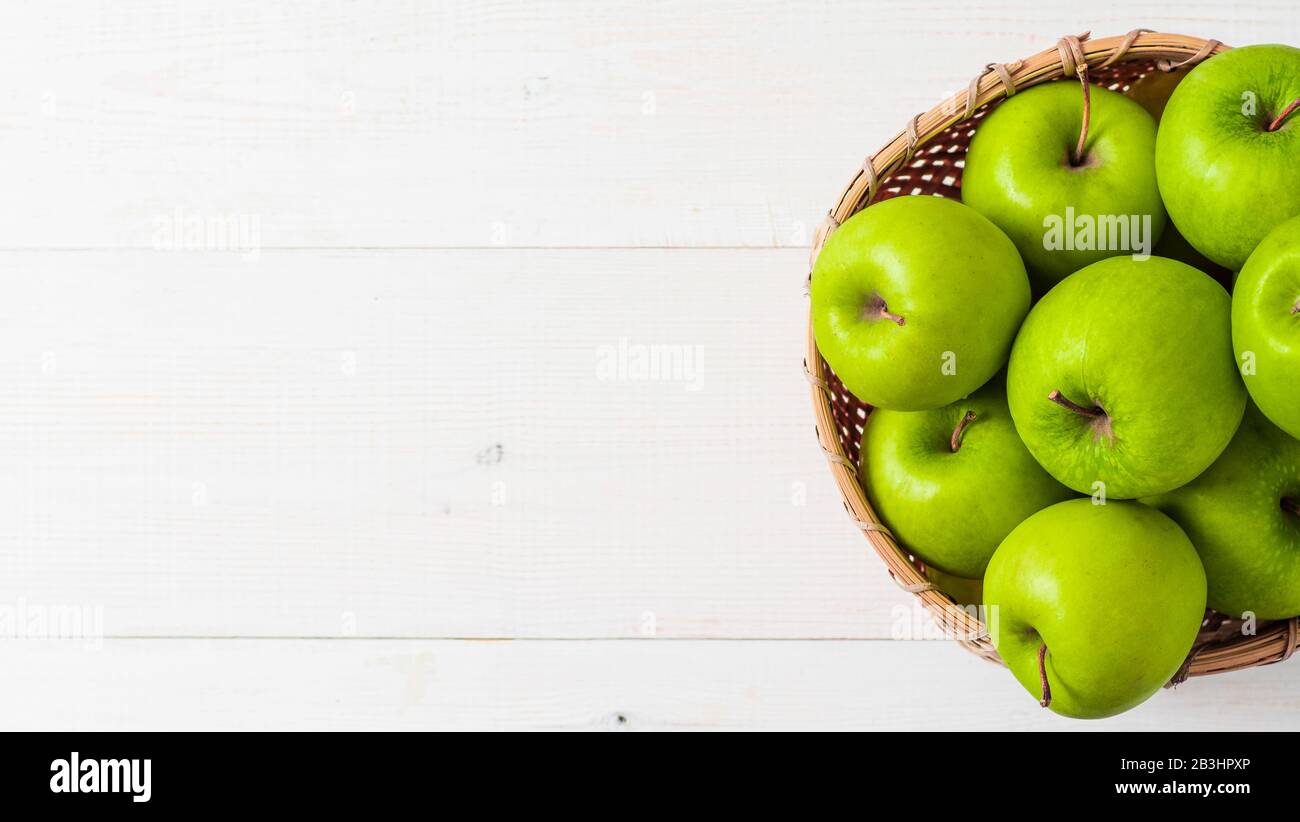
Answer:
[{"left": 0, "top": 1, "right": 1295, "bottom": 730}]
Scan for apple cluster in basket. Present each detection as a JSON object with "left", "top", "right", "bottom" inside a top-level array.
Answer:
[{"left": 810, "top": 44, "right": 1300, "bottom": 719}]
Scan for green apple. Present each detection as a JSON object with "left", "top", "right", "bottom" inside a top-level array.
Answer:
[
  {"left": 963, "top": 81, "right": 1166, "bottom": 290},
  {"left": 1146, "top": 405, "right": 1300, "bottom": 620},
  {"left": 984, "top": 499, "right": 1206, "bottom": 719},
  {"left": 1007, "top": 255, "right": 1246, "bottom": 499},
  {"left": 1125, "top": 66, "right": 1190, "bottom": 123},
  {"left": 1153, "top": 219, "right": 1233, "bottom": 291},
  {"left": 860, "top": 377, "right": 1075, "bottom": 577},
  {"left": 811, "top": 195, "right": 1030, "bottom": 410},
  {"left": 1232, "top": 214, "right": 1300, "bottom": 439},
  {"left": 1156, "top": 44, "right": 1300, "bottom": 271},
  {"left": 924, "top": 565, "right": 982, "bottom": 607}
]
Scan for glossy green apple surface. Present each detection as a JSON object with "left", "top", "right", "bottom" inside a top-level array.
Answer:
[
  {"left": 963, "top": 81, "right": 1166, "bottom": 290},
  {"left": 1145, "top": 405, "right": 1300, "bottom": 620},
  {"left": 1233, "top": 214, "right": 1300, "bottom": 439},
  {"left": 860, "top": 377, "right": 1075, "bottom": 577},
  {"left": 1156, "top": 44, "right": 1300, "bottom": 271},
  {"left": 810, "top": 195, "right": 1030, "bottom": 410},
  {"left": 1007, "top": 256, "right": 1246, "bottom": 499},
  {"left": 983, "top": 499, "right": 1206, "bottom": 719}
]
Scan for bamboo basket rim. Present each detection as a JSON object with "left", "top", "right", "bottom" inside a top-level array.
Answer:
[{"left": 805, "top": 30, "right": 1300, "bottom": 681}]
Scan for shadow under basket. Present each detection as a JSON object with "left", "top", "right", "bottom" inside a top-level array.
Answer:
[{"left": 804, "top": 30, "right": 1300, "bottom": 683}]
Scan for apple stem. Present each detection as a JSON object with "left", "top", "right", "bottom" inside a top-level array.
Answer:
[
  {"left": 1291, "top": 299, "right": 1300, "bottom": 316},
  {"left": 949, "top": 410, "right": 978, "bottom": 453},
  {"left": 1283, "top": 498, "right": 1300, "bottom": 518},
  {"left": 1037, "top": 642, "right": 1052, "bottom": 709},
  {"left": 1048, "top": 389, "right": 1104, "bottom": 418},
  {"left": 863, "top": 294, "right": 906, "bottom": 326},
  {"left": 1072, "top": 68, "right": 1092, "bottom": 166},
  {"left": 1267, "top": 98, "right": 1300, "bottom": 132}
]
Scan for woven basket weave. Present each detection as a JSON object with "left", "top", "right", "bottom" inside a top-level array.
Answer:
[{"left": 806, "top": 30, "right": 1300, "bottom": 681}]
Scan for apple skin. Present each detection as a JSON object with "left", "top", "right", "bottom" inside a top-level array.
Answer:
[
  {"left": 1007, "top": 255, "right": 1246, "bottom": 499},
  {"left": 1145, "top": 405, "right": 1300, "bottom": 620},
  {"left": 963, "top": 81, "right": 1166, "bottom": 290},
  {"left": 1232, "top": 214, "right": 1300, "bottom": 439},
  {"left": 811, "top": 195, "right": 1030, "bottom": 410},
  {"left": 860, "top": 377, "right": 1075, "bottom": 578},
  {"left": 1125, "top": 66, "right": 1190, "bottom": 123},
  {"left": 924, "top": 566, "right": 982, "bottom": 607},
  {"left": 1153, "top": 219, "right": 1233, "bottom": 292},
  {"left": 1156, "top": 44, "right": 1300, "bottom": 271},
  {"left": 984, "top": 499, "right": 1206, "bottom": 719}
]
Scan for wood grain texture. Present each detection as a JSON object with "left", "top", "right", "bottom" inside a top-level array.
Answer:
[
  {"left": 2, "top": 2, "right": 1298, "bottom": 728},
  {"left": 0, "top": 2, "right": 1294, "bottom": 249},
  {"left": 0, "top": 247, "right": 921, "bottom": 638},
  {"left": 3, "top": 639, "right": 1296, "bottom": 731}
]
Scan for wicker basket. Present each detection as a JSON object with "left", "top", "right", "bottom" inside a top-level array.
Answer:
[{"left": 806, "top": 30, "right": 1300, "bottom": 682}]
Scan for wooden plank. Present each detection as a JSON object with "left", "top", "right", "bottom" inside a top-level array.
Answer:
[
  {"left": 0, "top": 247, "right": 921, "bottom": 638},
  {"left": 2, "top": 638, "right": 1294, "bottom": 730},
  {"left": 0, "top": 2, "right": 1290, "bottom": 248}
]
